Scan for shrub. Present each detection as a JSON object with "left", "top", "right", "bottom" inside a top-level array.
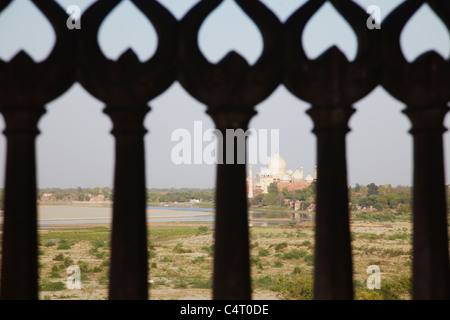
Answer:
[
  {"left": 356, "top": 275, "right": 412, "bottom": 300},
  {"left": 53, "top": 254, "right": 64, "bottom": 262},
  {"left": 301, "top": 240, "right": 312, "bottom": 247},
  {"left": 173, "top": 277, "right": 188, "bottom": 289},
  {"left": 173, "top": 243, "right": 192, "bottom": 254},
  {"left": 281, "top": 249, "right": 308, "bottom": 260},
  {"left": 274, "top": 242, "right": 288, "bottom": 252},
  {"left": 250, "top": 256, "right": 263, "bottom": 269},
  {"left": 201, "top": 245, "right": 214, "bottom": 257},
  {"left": 44, "top": 241, "right": 56, "bottom": 247},
  {"left": 250, "top": 241, "right": 259, "bottom": 249},
  {"left": 292, "top": 267, "right": 302, "bottom": 275},
  {"left": 379, "top": 275, "right": 411, "bottom": 300},
  {"left": 57, "top": 240, "right": 72, "bottom": 250},
  {"left": 101, "top": 259, "right": 109, "bottom": 268},
  {"left": 91, "top": 240, "right": 106, "bottom": 248},
  {"left": 63, "top": 257, "right": 74, "bottom": 268},
  {"left": 304, "top": 254, "right": 314, "bottom": 266},
  {"left": 92, "top": 266, "right": 103, "bottom": 273},
  {"left": 49, "top": 270, "right": 62, "bottom": 278},
  {"left": 39, "top": 280, "right": 66, "bottom": 292},
  {"left": 98, "top": 275, "right": 108, "bottom": 285},
  {"left": 77, "top": 260, "right": 91, "bottom": 273},
  {"left": 160, "top": 256, "right": 174, "bottom": 262},
  {"left": 274, "top": 261, "right": 283, "bottom": 268},
  {"left": 274, "top": 274, "right": 313, "bottom": 300},
  {"left": 89, "top": 247, "right": 107, "bottom": 259},
  {"left": 196, "top": 226, "right": 209, "bottom": 235},
  {"left": 81, "top": 272, "right": 89, "bottom": 282},
  {"left": 296, "top": 231, "right": 308, "bottom": 237},
  {"left": 191, "top": 256, "right": 206, "bottom": 264},
  {"left": 386, "top": 233, "right": 409, "bottom": 241},
  {"left": 358, "top": 233, "right": 383, "bottom": 241},
  {"left": 189, "top": 276, "right": 211, "bottom": 289},
  {"left": 253, "top": 275, "right": 275, "bottom": 290},
  {"left": 380, "top": 248, "right": 410, "bottom": 257},
  {"left": 151, "top": 279, "right": 167, "bottom": 288},
  {"left": 258, "top": 248, "right": 270, "bottom": 257}
]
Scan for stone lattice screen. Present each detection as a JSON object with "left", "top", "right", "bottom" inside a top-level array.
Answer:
[{"left": 0, "top": 0, "right": 449, "bottom": 300}]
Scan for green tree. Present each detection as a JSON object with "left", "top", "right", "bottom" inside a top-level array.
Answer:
[
  {"left": 251, "top": 194, "right": 264, "bottom": 206},
  {"left": 378, "top": 184, "right": 393, "bottom": 196},
  {"left": 281, "top": 187, "right": 292, "bottom": 199},
  {"left": 267, "top": 182, "right": 279, "bottom": 195},
  {"left": 359, "top": 185, "right": 368, "bottom": 197},
  {"left": 367, "top": 183, "right": 379, "bottom": 196},
  {"left": 263, "top": 193, "right": 277, "bottom": 206},
  {"left": 396, "top": 204, "right": 410, "bottom": 215},
  {"left": 348, "top": 186, "right": 355, "bottom": 200}
]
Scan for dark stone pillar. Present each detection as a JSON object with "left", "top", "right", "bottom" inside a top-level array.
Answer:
[
  {"left": 105, "top": 105, "right": 150, "bottom": 300},
  {"left": 404, "top": 105, "right": 450, "bottom": 300},
  {"left": 0, "top": 105, "right": 45, "bottom": 299},
  {"left": 307, "top": 105, "right": 355, "bottom": 300},
  {"left": 77, "top": 0, "right": 178, "bottom": 300},
  {"left": 209, "top": 110, "right": 255, "bottom": 300},
  {"left": 177, "top": 0, "right": 282, "bottom": 300}
]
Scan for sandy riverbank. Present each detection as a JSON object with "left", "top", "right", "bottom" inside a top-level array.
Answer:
[
  {"left": 1, "top": 205, "right": 300, "bottom": 229},
  {"left": 36, "top": 205, "right": 214, "bottom": 226}
]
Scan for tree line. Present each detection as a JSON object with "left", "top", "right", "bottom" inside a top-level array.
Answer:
[
  {"left": 1, "top": 184, "right": 448, "bottom": 212},
  {"left": 37, "top": 187, "right": 113, "bottom": 202},
  {"left": 250, "top": 182, "right": 419, "bottom": 214},
  {"left": 147, "top": 188, "right": 215, "bottom": 203},
  {"left": 250, "top": 182, "right": 316, "bottom": 209},
  {"left": 349, "top": 183, "right": 412, "bottom": 213}
]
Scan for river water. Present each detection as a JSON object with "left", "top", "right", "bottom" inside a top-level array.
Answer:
[{"left": 1, "top": 206, "right": 310, "bottom": 228}]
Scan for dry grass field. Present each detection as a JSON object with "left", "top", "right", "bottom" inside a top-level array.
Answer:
[{"left": 35, "top": 214, "right": 419, "bottom": 300}]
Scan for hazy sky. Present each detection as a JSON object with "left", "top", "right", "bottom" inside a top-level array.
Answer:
[{"left": 0, "top": 0, "right": 449, "bottom": 189}]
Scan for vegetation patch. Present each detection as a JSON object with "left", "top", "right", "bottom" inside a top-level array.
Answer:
[{"left": 36, "top": 213, "right": 417, "bottom": 300}]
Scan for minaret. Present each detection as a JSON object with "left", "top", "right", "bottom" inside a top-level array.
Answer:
[
  {"left": 314, "top": 165, "right": 317, "bottom": 181},
  {"left": 300, "top": 166, "right": 304, "bottom": 181},
  {"left": 248, "top": 165, "right": 253, "bottom": 198}
]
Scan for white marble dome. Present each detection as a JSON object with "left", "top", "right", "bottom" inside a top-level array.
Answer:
[
  {"left": 293, "top": 169, "right": 302, "bottom": 180},
  {"left": 268, "top": 153, "right": 287, "bottom": 175}
]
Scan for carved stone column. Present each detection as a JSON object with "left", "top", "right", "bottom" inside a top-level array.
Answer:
[
  {"left": 208, "top": 109, "right": 255, "bottom": 300},
  {"left": 284, "top": 0, "right": 381, "bottom": 299},
  {"left": 404, "top": 105, "right": 450, "bottom": 299},
  {"left": 0, "top": 105, "right": 45, "bottom": 299},
  {"left": 382, "top": 0, "right": 450, "bottom": 299},
  {"left": 0, "top": 1, "right": 75, "bottom": 299},
  {"left": 306, "top": 105, "right": 355, "bottom": 299},
  {"left": 78, "top": 0, "right": 177, "bottom": 299},
  {"left": 104, "top": 105, "right": 150, "bottom": 299},
  {"left": 178, "top": 0, "right": 282, "bottom": 299}
]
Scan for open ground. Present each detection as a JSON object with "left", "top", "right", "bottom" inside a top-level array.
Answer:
[{"left": 34, "top": 214, "right": 418, "bottom": 300}]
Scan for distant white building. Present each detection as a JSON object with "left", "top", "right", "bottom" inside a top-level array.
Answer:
[{"left": 247, "top": 153, "right": 316, "bottom": 198}]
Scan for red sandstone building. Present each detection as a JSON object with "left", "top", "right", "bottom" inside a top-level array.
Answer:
[{"left": 247, "top": 153, "right": 316, "bottom": 198}]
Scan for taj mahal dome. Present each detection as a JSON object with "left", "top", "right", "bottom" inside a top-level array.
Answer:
[{"left": 247, "top": 153, "right": 316, "bottom": 198}]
